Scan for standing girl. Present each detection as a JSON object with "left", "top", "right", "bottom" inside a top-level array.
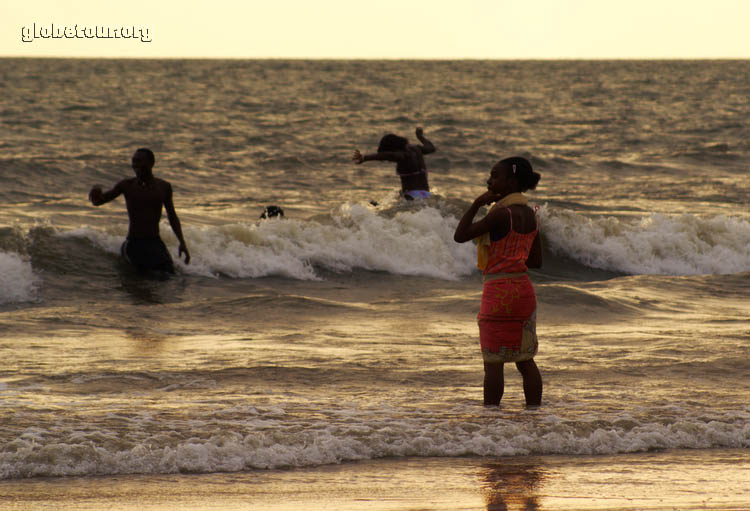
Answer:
[{"left": 453, "top": 157, "right": 543, "bottom": 407}]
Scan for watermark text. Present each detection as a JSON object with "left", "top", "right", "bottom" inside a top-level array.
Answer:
[{"left": 21, "top": 23, "right": 152, "bottom": 43}]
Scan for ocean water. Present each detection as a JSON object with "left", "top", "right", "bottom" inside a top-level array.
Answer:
[{"left": 0, "top": 59, "right": 748, "bottom": 481}]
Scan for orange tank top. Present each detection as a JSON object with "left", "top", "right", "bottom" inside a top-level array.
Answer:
[{"left": 483, "top": 207, "right": 538, "bottom": 275}]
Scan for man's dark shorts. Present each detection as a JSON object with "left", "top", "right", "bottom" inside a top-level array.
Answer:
[{"left": 121, "top": 238, "right": 174, "bottom": 273}]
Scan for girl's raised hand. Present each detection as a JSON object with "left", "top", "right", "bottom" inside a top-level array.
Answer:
[{"left": 474, "top": 190, "right": 503, "bottom": 207}]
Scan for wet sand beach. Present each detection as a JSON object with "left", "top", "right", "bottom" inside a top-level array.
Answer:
[{"left": 2, "top": 449, "right": 748, "bottom": 511}]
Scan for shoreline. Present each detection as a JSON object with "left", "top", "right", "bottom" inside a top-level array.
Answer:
[{"left": 2, "top": 448, "right": 748, "bottom": 511}]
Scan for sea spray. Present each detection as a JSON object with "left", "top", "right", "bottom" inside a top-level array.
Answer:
[
  {"left": 0, "top": 251, "right": 38, "bottom": 304},
  {"left": 51, "top": 205, "right": 750, "bottom": 279},
  {"left": 540, "top": 206, "right": 750, "bottom": 275},
  {"left": 62, "top": 204, "right": 478, "bottom": 280}
]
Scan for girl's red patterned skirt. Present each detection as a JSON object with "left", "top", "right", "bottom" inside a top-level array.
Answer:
[{"left": 478, "top": 274, "right": 538, "bottom": 363}]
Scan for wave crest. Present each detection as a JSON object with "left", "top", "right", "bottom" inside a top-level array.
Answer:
[{"left": 540, "top": 206, "right": 750, "bottom": 275}]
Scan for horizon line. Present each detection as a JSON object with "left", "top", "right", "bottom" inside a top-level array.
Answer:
[{"left": 2, "top": 55, "right": 750, "bottom": 61}]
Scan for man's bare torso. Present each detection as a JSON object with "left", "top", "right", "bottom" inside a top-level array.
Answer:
[{"left": 119, "top": 177, "right": 171, "bottom": 239}]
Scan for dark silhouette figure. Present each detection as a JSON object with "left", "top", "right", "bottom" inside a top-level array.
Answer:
[
  {"left": 89, "top": 148, "right": 190, "bottom": 273},
  {"left": 352, "top": 126, "right": 436, "bottom": 200}
]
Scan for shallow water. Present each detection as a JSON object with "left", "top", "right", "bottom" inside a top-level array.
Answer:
[{"left": 0, "top": 59, "right": 748, "bottom": 480}]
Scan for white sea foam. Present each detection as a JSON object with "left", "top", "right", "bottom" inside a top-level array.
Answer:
[
  {"left": 1, "top": 408, "right": 747, "bottom": 479},
  {"left": 195, "top": 204, "right": 476, "bottom": 280},
  {"left": 64, "top": 204, "right": 750, "bottom": 279},
  {"left": 540, "top": 206, "right": 750, "bottom": 275},
  {"left": 69, "top": 204, "right": 478, "bottom": 280},
  {"left": 0, "top": 251, "right": 38, "bottom": 304},
  {"left": 64, "top": 226, "right": 124, "bottom": 254}
]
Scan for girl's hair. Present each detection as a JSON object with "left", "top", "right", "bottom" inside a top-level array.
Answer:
[
  {"left": 377, "top": 134, "right": 408, "bottom": 152},
  {"left": 500, "top": 156, "right": 540, "bottom": 192}
]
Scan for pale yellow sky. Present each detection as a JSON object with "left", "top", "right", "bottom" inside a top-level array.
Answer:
[{"left": 3, "top": 0, "right": 750, "bottom": 59}]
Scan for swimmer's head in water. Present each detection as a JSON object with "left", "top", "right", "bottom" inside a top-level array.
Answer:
[
  {"left": 132, "top": 148, "right": 155, "bottom": 180},
  {"left": 377, "top": 134, "right": 408, "bottom": 152},
  {"left": 260, "top": 205, "right": 285, "bottom": 219}
]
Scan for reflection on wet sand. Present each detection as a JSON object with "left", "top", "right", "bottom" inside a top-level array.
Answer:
[{"left": 480, "top": 458, "right": 547, "bottom": 511}]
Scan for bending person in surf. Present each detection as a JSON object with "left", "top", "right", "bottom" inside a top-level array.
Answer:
[
  {"left": 352, "top": 126, "right": 436, "bottom": 200},
  {"left": 453, "top": 157, "right": 543, "bottom": 407},
  {"left": 89, "top": 148, "right": 190, "bottom": 273}
]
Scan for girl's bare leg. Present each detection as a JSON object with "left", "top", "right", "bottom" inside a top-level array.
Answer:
[
  {"left": 483, "top": 362, "right": 504, "bottom": 406},
  {"left": 516, "top": 359, "right": 542, "bottom": 406}
]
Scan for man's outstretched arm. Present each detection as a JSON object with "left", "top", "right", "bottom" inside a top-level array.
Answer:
[{"left": 89, "top": 181, "right": 124, "bottom": 206}]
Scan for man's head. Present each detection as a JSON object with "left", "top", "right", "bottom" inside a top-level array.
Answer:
[{"left": 132, "top": 148, "right": 155, "bottom": 180}]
